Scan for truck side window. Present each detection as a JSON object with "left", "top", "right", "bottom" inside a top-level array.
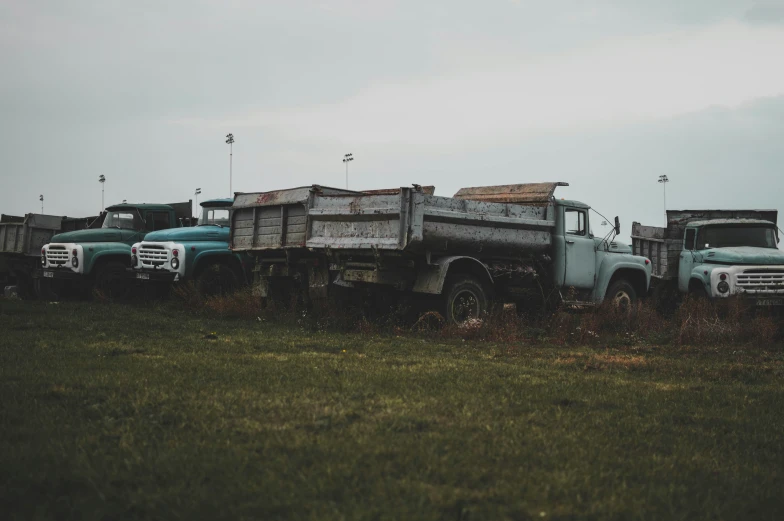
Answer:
[
  {"left": 565, "top": 209, "right": 586, "bottom": 236},
  {"left": 684, "top": 229, "right": 695, "bottom": 250},
  {"left": 146, "top": 212, "right": 170, "bottom": 231}
]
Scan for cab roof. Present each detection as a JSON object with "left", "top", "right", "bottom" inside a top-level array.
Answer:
[
  {"left": 555, "top": 199, "right": 590, "bottom": 210},
  {"left": 106, "top": 203, "right": 174, "bottom": 212},
  {"left": 200, "top": 198, "right": 234, "bottom": 207}
]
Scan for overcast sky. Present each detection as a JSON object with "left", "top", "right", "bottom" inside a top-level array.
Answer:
[{"left": 2, "top": 0, "right": 784, "bottom": 239}]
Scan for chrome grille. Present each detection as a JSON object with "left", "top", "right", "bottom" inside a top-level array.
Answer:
[
  {"left": 736, "top": 269, "right": 784, "bottom": 291},
  {"left": 139, "top": 246, "right": 168, "bottom": 267},
  {"left": 46, "top": 246, "right": 69, "bottom": 266}
]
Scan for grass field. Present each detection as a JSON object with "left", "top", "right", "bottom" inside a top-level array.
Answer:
[{"left": 1, "top": 298, "right": 783, "bottom": 520}]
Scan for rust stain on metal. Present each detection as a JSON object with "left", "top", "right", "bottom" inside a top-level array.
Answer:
[
  {"left": 454, "top": 182, "right": 568, "bottom": 204},
  {"left": 362, "top": 186, "right": 435, "bottom": 196}
]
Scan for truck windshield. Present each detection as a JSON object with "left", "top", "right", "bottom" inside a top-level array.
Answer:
[
  {"left": 199, "top": 208, "right": 231, "bottom": 227},
  {"left": 698, "top": 225, "right": 778, "bottom": 249},
  {"left": 102, "top": 211, "right": 139, "bottom": 230}
]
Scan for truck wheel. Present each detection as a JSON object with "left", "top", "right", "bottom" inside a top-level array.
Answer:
[
  {"left": 94, "top": 261, "right": 131, "bottom": 300},
  {"left": 443, "top": 276, "right": 489, "bottom": 325},
  {"left": 197, "top": 264, "right": 238, "bottom": 297},
  {"left": 605, "top": 279, "right": 636, "bottom": 312}
]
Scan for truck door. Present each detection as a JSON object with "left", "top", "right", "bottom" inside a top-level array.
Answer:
[
  {"left": 677, "top": 228, "right": 697, "bottom": 292},
  {"left": 562, "top": 207, "right": 596, "bottom": 290}
]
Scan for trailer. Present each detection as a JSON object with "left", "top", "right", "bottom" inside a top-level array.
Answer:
[
  {"left": 632, "top": 210, "right": 784, "bottom": 304},
  {"left": 231, "top": 183, "right": 652, "bottom": 323}
]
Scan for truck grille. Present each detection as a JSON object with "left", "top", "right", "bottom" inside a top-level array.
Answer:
[
  {"left": 736, "top": 269, "right": 784, "bottom": 291},
  {"left": 139, "top": 246, "right": 168, "bottom": 267},
  {"left": 46, "top": 246, "right": 69, "bottom": 266}
]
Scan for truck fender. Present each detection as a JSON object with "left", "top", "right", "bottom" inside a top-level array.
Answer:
[
  {"left": 595, "top": 262, "right": 650, "bottom": 303},
  {"left": 412, "top": 256, "right": 493, "bottom": 295},
  {"left": 688, "top": 268, "right": 711, "bottom": 294},
  {"left": 193, "top": 251, "right": 246, "bottom": 283}
]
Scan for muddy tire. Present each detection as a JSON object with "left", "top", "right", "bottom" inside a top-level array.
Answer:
[
  {"left": 94, "top": 261, "right": 131, "bottom": 300},
  {"left": 443, "top": 276, "right": 489, "bottom": 325},
  {"left": 605, "top": 279, "right": 637, "bottom": 312},
  {"left": 197, "top": 263, "right": 238, "bottom": 297}
]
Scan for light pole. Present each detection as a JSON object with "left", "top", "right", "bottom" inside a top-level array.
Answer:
[
  {"left": 98, "top": 175, "right": 106, "bottom": 211},
  {"left": 225, "top": 133, "right": 234, "bottom": 196},
  {"left": 342, "top": 153, "right": 354, "bottom": 189},
  {"left": 39, "top": 194, "right": 44, "bottom": 213},
  {"left": 658, "top": 175, "right": 669, "bottom": 226},
  {"left": 194, "top": 188, "right": 201, "bottom": 217}
]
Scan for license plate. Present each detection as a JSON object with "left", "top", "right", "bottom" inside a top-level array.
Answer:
[
  {"left": 136, "top": 273, "right": 150, "bottom": 280},
  {"left": 756, "top": 298, "right": 784, "bottom": 306},
  {"left": 43, "top": 271, "right": 53, "bottom": 278}
]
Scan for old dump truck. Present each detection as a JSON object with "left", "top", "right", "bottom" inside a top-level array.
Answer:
[
  {"left": 632, "top": 210, "right": 784, "bottom": 305},
  {"left": 230, "top": 183, "right": 652, "bottom": 323},
  {"left": 130, "top": 198, "right": 250, "bottom": 295},
  {"left": 1, "top": 212, "right": 103, "bottom": 298},
  {"left": 41, "top": 201, "right": 192, "bottom": 299}
]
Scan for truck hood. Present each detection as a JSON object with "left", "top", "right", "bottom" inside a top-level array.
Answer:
[
  {"left": 51, "top": 228, "right": 143, "bottom": 243},
  {"left": 702, "top": 246, "right": 784, "bottom": 265},
  {"left": 144, "top": 226, "right": 229, "bottom": 242}
]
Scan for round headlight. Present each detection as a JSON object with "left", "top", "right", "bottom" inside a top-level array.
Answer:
[
  {"left": 171, "top": 257, "right": 179, "bottom": 269},
  {"left": 71, "top": 257, "right": 79, "bottom": 268},
  {"left": 717, "top": 280, "right": 730, "bottom": 294},
  {"left": 41, "top": 255, "right": 46, "bottom": 266}
]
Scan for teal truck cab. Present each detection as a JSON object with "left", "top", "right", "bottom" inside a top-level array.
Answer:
[
  {"left": 130, "top": 198, "right": 248, "bottom": 295},
  {"left": 632, "top": 210, "right": 784, "bottom": 305},
  {"left": 41, "top": 201, "right": 192, "bottom": 298}
]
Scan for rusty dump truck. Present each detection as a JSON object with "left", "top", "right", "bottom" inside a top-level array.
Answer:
[
  {"left": 230, "top": 183, "right": 652, "bottom": 323},
  {"left": 632, "top": 209, "right": 784, "bottom": 306}
]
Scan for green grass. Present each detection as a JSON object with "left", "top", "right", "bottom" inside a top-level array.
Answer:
[{"left": 1, "top": 299, "right": 783, "bottom": 520}]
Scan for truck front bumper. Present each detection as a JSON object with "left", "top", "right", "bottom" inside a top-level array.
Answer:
[
  {"left": 42, "top": 268, "right": 84, "bottom": 281},
  {"left": 127, "top": 268, "right": 179, "bottom": 283}
]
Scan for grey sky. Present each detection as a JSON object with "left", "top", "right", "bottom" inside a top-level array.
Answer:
[{"left": 1, "top": 0, "right": 783, "bottom": 240}]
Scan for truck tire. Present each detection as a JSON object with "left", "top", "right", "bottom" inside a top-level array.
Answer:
[
  {"left": 605, "top": 279, "right": 637, "bottom": 312},
  {"left": 197, "top": 264, "right": 238, "bottom": 297},
  {"left": 94, "top": 261, "right": 131, "bottom": 300},
  {"left": 443, "top": 276, "right": 489, "bottom": 325}
]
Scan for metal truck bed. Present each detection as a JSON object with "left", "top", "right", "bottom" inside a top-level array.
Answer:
[
  {"left": 231, "top": 184, "right": 557, "bottom": 257},
  {"left": 0, "top": 213, "right": 66, "bottom": 257},
  {"left": 631, "top": 209, "right": 779, "bottom": 279}
]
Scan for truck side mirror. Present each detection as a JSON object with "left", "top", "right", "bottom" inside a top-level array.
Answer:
[{"left": 614, "top": 216, "right": 621, "bottom": 235}]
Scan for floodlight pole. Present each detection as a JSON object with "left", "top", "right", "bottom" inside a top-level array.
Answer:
[
  {"left": 658, "top": 175, "right": 669, "bottom": 226},
  {"left": 342, "top": 153, "right": 354, "bottom": 189},
  {"left": 40, "top": 195, "right": 44, "bottom": 214},
  {"left": 194, "top": 188, "right": 201, "bottom": 215},
  {"left": 226, "top": 134, "right": 234, "bottom": 197},
  {"left": 99, "top": 175, "right": 106, "bottom": 211}
]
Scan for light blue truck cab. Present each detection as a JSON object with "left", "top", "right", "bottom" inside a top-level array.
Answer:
[
  {"left": 551, "top": 199, "right": 652, "bottom": 307},
  {"left": 130, "top": 199, "right": 249, "bottom": 295},
  {"left": 41, "top": 201, "right": 192, "bottom": 298},
  {"left": 632, "top": 210, "right": 784, "bottom": 306}
]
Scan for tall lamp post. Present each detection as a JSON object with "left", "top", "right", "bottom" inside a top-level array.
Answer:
[
  {"left": 658, "top": 175, "right": 669, "bottom": 226},
  {"left": 342, "top": 153, "right": 354, "bottom": 189},
  {"left": 39, "top": 194, "right": 44, "bottom": 214},
  {"left": 194, "top": 187, "right": 201, "bottom": 219},
  {"left": 98, "top": 175, "right": 106, "bottom": 211},
  {"left": 225, "top": 133, "right": 234, "bottom": 196}
]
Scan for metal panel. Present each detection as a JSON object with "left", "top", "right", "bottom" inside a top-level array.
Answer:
[{"left": 453, "top": 182, "right": 569, "bottom": 204}]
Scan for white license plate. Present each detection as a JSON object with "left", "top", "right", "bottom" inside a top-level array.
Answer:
[
  {"left": 43, "top": 271, "right": 54, "bottom": 278},
  {"left": 136, "top": 273, "right": 150, "bottom": 280},
  {"left": 756, "top": 298, "right": 784, "bottom": 306}
]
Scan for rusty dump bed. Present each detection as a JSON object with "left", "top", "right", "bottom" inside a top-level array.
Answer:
[
  {"left": 231, "top": 184, "right": 558, "bottom": 256},
  {"left": 0, "top": 213, "right": 101, "bottom": 257},
  {"left": 631, "top": 209, "right": 779, "bottom": 279},
  {"left": 454, "top": 182, "right": 568, "bottom": 204}
]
